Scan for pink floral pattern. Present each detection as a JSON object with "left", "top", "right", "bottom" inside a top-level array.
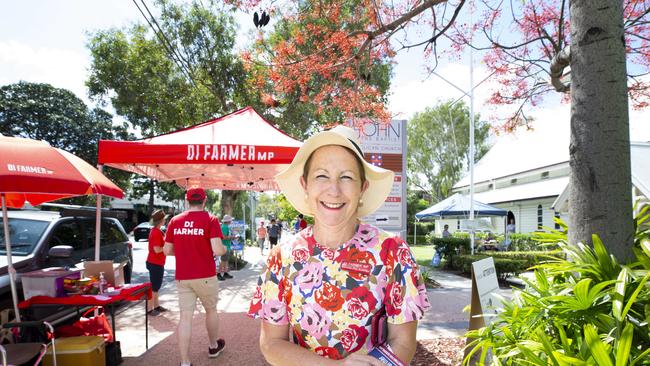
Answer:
[{"left": 248, "top": 224, "right": 431, "bottom": 358}]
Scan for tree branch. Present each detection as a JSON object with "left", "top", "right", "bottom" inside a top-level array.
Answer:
[{"left": 549, "top": 46, "right": 570, "bottom": 92}]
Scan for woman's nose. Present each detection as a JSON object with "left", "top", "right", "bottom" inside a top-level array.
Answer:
[{"left": 326, "top": 180, "right": 342, "bottom": 195}]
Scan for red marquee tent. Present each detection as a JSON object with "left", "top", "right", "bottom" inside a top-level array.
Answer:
[{"left": 98, "top": 107, "right": 302, "bottom": 191}]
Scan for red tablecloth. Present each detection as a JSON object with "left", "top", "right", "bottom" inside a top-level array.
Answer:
[{"left": 18, "top": 282, "right": 152, "bottom": 309}]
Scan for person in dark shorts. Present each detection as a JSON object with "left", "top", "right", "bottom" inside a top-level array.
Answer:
[
  {"left": 267, "top": 218, "right": 281, "bottom": 248},
  {"left": 146, "top": 209, "right": 167, "bottom": 316}
]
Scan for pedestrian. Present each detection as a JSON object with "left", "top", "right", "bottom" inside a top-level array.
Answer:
[
  {"left": 146, "top": 209, "right": 168, "bottom": 316},
  {"left": 218, "top": 214, "right": 234, "bottom": 281},
  {"left": 296, "top": 213, "right": 307, "bottom": 232},
  {"left": 266, "top": 218, "right": 281, "bottom": 249},
  {"left": 248, "top": 126, "right": 430, "bottom": 365},
  {"left": 442, "top": 224, "right": 451, "bottom": 238},
  {"left": 163, "top": 187, "right": 227, "bottom": 366},
  {"left": 256, "top": 220, "right": 267, "bottom": 255}
]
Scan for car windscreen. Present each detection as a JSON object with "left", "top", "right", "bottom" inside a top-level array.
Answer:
[{"left": 0, "top": 218, "right": 50, "bottom": 255}]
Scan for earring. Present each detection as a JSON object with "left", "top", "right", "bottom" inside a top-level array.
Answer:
[
  {"left": 358, "top": 198, "right": 364, "bottom": 207},
  {"left": 304, "top": 194, "right": 308, "bottom": 200}
]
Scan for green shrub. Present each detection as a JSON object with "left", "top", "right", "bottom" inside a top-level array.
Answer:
[
  {"left": 451, "top": 255, "right": 530, "bottom": 280},
  {"left": 464, "top": 213, "right": 650, "bottom": 365},
  {"left": 428, "top": 236, "right": 471, "bottom": 267},
  {"left": 405, "top": 234, "right": 430, "bottom": 246}
]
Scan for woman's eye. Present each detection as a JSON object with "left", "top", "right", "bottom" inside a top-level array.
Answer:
[
  {"left": 341, "top": 175, "right": 353, "bottom": 181},
  {"left": 315, "top": 174, "right": 328, "bottom": 179}
]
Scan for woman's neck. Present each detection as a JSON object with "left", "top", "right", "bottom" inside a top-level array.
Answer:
[{"left": 312, "top": 220, "right": 358, "bottom": 249}]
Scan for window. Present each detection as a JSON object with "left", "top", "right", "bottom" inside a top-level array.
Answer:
[
  {"left": 488, "top": 183, "right": 493, "bottom": 189},
  {"left": 0, "top": 219, "right": 50, "bottom": 255},
  {"left": 510, "top": 178, "right": 517, "bottom": 185},
  {"left": 554, "top": 212, "right": 561, "bottom": 230},
  {"left": 541, "top": 171, "right": 549, "bottom": 179},
  {"left": 81, "top": 219, "right": 127, "bottom": 246},
  {"left": 537, "top": 205, "right": 543, "bottom": 230},
  {"left": 457, "top": 220, "right": 460, "bottom": 230},
  {"left": 50, "top": 220, "right": 83, "bottom": 250}
]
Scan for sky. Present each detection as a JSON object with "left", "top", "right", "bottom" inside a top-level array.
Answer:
[{"left": 1, "top": 0, "right": 649, "bottom": 142}]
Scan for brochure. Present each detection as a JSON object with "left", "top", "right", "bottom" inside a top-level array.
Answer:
[{"left": 368, "top": 343, "right": 405, "bottom": 366}]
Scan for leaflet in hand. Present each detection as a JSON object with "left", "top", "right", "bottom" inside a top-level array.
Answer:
[{"left": 368, "top": 343, "right": 405, "bottom": 366}]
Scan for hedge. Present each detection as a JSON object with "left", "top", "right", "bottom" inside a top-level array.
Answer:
[{"left": 450, "top": 251, "right": 564, "bottom": 279}]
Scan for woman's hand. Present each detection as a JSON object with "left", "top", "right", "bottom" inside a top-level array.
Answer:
[{"left": 339, "top": 353, "right": 385, "bottom": 366}]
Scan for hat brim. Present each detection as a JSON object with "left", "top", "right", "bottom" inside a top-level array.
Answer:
[{"left": 275, "top": 130, "right": 394, "bottom": 218}]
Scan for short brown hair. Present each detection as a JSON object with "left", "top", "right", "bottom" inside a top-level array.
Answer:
[{"left": 302, "top": 146, "right": 366, "bottom": 186}]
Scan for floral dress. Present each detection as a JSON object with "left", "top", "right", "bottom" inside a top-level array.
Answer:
[{"left": 248, "top": 224, "right": 431, "bottom": 360}]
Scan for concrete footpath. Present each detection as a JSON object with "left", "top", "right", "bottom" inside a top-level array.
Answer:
[{"left": 114, "top": 248, "right": 500, "bottom": 365}]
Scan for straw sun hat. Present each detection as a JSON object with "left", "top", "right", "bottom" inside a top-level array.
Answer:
[{"left": 275, "top": 125, "right": 394, "bottom": 218}]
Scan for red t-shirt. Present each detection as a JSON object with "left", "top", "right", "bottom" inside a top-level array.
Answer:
[
  {"left": 146, "top": 227, "right": 166, "bottom": 266},
  {"left": 299, "top": 219, "right": 308, "bottom": 230},
  {"left": 165, "top": 211, "right": 223, "bottom": 280}
]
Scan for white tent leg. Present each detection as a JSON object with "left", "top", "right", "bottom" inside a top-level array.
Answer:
[{"left": 2, "top": 194, "right": 21, "bottom": 322}]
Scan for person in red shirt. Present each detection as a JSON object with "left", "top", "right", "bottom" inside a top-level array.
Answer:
[
  {"left": 146, "top": 209, "right": 167, "bottom": 316},
  {"left": 298, "top": 213, "right": 308, "bottom": 231},
  {"left": 164, "top": 188, "right": 227, "bottom": 366}
]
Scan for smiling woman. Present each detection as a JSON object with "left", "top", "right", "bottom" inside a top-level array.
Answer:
[{"left": 248, "top": 126, "right": 431, "bottom": 366}]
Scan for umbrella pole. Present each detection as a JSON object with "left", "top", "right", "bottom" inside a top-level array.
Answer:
[
  {"left": 95, "top": 165, "right": 103, "bottom": 261},
  {"left": 1, "top": 194, "right": 21, "bottom": 322}
]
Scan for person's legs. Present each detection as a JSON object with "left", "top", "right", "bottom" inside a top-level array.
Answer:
[
  {"left": 222, "top": 250, "right": 232, "bottom": 278},
  {"left": 177, "top": 280, "right": 197, "bottom": 365},
  {"left": 258, "top": 238, "right": 264, "bottom": 254},
  {"left": 147, "top": 262, "right": 164, "bottom": 314},
  {"left": 194, "top": 276, "right": 224, "bottom": 357}
]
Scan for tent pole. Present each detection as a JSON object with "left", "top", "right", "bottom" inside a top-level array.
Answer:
[
  {"left": 2, "top": 194, "right": 21, "bottom": 322},
  {"left": 414, "top": 218, "right": 418, "bottom": 246},
  {"left": 95, "top": 165, "right": 103, "bottom": 261}
]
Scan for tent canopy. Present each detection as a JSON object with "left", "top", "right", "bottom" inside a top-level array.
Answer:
[
  {"left": 98, "top": 107, "right": 302, "bottom": 191},
  {"left": 415, "top": 193, "right": 507, "bottom": 220}
]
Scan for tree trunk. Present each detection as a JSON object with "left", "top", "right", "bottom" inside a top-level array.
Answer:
[
  {"left": 148, "top": 179, "right": 155, "bottom": 216},
  {"left": 569, "top": 0, "right": 634, "bottom": 263},
  {"left": 220, "top": 190, "right": 240, "bottom": 217}
]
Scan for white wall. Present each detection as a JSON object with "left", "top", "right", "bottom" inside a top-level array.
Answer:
[{"left": 493, "top": 197, "right": 567, "bottom": 234}]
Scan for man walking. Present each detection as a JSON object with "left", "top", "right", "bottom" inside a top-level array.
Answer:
[
  {"left": 164, "top": 187, "right": 226, "bottom": 366},
  {"left": 267, "top": 218, "right": 281, "bottom": 249}
]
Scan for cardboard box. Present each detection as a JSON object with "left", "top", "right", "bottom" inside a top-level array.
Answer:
[
  {"left": 21, "top": 268, "right": 81, "bottom": 299},
  {"left": 83, "top": 261, "right": 126, "bottom": 287}
]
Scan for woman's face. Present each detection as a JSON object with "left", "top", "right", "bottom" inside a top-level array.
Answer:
[{"left": 301, "top": 145, "right": 368, "bottom": 228}]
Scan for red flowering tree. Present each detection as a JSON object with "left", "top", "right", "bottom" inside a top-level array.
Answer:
[{"left": 231, "top": 0, "right": 466, "bottom": 128}]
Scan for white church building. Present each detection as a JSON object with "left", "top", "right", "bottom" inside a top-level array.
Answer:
[{"left": 438, "top": 113, "right": 650, "bottom": 236}]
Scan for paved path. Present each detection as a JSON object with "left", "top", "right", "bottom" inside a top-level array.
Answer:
[{"left": 113, "top": 245, "right": 505, "bottom": 365}]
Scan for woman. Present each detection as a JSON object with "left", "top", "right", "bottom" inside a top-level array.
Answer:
[
  {"left": 146, "top": 209, "right": 168, "bottom": 316},
  {"left": 257, "top": 220, "right": 267, "bottom": 255},
  {"left": 248, "top": 126, "right": 430, "bottom": 365}
]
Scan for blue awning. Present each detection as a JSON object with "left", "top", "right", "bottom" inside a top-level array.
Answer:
[{"left": 415, "top": 193, "right": 507, "bottom": 220}]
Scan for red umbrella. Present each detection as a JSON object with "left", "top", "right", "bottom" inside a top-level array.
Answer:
[
  {"left": 1, "top": 135, "right": 124, "bottom": 321},
  {"left": 0, "top": 135, "right": 123, "bottom": 207}
]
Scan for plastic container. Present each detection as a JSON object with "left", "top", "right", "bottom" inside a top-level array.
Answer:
[
  {"left": 43, "top": 336, "right": 105, "bottom": 366},
  {"left": 21, "top": 267, "right": 81, "bottom": 299}
]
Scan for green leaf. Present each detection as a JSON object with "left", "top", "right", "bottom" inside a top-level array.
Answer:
[
  {"left": 612, "top": 268, "right": 628, "bottom": 321},
  {"left": 535, "top": 328, "right": 561, "bottom": 366},
  {"left": 584, "top": 324, "right": 613, "bottom": 366},
  {"left": 615, "top": 322, "right": 633, "bottom": 366},
  {"left": 621, "top": 272, "right": 650, "bottom": 320}
]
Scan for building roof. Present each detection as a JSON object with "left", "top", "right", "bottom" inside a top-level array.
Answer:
[
  {"left": 454, "top": 110, "right": 570, "bottom": 188},
  {"left": 471, "top": 176, "right": 569, "bottom": 204}
]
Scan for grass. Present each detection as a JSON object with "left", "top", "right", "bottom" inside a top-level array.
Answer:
[{"left": 411, "top": 244, "right": 436, "bottom": 269}]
